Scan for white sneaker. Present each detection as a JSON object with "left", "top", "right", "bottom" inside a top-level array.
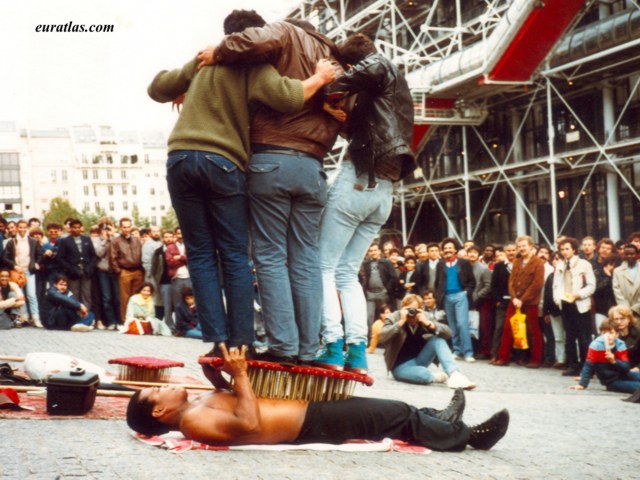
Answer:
[
  {"left": 453, "top": 354, "right": 462, "bottom": 360},
  {"left": 465, "top": 356, "right": 476, "bottom": 363},
  {"left": 432, "top": 372, "right": 449, "bottom": 384},
  {"left": 447, "top": 371, "right": 476, "bottom": 390},
  {"left": 32, "top": 316, "right": 44, "bottom": 328},
  {"left": 71, "top": 323, "right": 93, "bottom": 332}
]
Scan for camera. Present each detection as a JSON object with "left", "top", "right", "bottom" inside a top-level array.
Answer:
[{"left": 407, "top": 307, "right": 417, "bottom": 316}]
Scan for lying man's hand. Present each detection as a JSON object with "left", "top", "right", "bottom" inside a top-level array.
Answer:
[{"left": 221, "top": 344, "right": 248, "bottom": 378}]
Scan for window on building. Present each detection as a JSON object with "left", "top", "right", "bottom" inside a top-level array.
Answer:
[
  {"left": 61, "top": 169, "right": 68, "bottom": 181},
  {"left": 122, "top": 185, "right": 128, "bottom": 195},
  {"left": 144, "top": 154, "right": 150, "bottom": 164},
  {"left": 109, "top": 201, "right": 114, "bottom": 211},
  {"left": 151, "top": 206, "right": 156, "bottom": 211},
  {"left": 106, "top": 154, "right": 113, "bottom": 164},
  {"left": 121, "top": 155, "right": 129, "bottom": 164},
  {"left": 84, "top": 202, "right": 90, "bottom": 211},
  {"left": 123, "top": 201, "right": 128, "bottom": 210},
  {"left": 160, "top": 205, "right": 165, "bottom": 211},
  {"left": 62, "top": 191, "right": 69, "bottom": 197},
  {"left": 81, "top": 154, "right": 88, "bottom": 164},
  {"left": 107, "top": 170, "right": 113, "bottom": 180},
  {"left": 82, "top": 169, "right": 88, "bottom": 180},
  {"left": 150, "top": 188, "right": 155, "bottom": 195},
  {"left": 95, "top": 201, "right": 100, "bottom": 211},
  {"left": 131, "top": 154, "right": 138, "bottom": 165},
  {"left": 93, "top": 170, "right": 99, "bottom": 179},
  {"left": 83, "top": 186, "right": 89, "bottom": 196},
  {"left": 51, "top": 170, "right": 57, "bottom": 182},
  {"left": 93, "top": 155, "right": 102, "bottom": 164},
  {"left": 132, "top": 185, "right": 137, "bottom": 195},
  {"left": 108, "top": 186, "right": 114, "bottom": 195},
  {"left": 122, "top": 170, "right": 127, "bottom": 179}
]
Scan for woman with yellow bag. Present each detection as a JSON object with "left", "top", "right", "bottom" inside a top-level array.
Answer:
[{"left": 493, "top": 236, "right": 545, "bottom": 368}]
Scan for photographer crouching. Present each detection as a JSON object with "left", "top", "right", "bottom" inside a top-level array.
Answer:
[{"left": 379, "top": 294, "right": 476, "bottom": 389}]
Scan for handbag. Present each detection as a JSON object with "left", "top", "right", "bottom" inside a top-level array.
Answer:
[
  {"left": 509, "top": 307, "right": 528, "bottom": 349},
  {"left": 9, "top": 270, "right": 27, "bottom": 288}
]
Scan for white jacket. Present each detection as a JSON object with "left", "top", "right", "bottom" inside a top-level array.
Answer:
[{"left": 552, "top": 256, "right": 595, "bottom": 313}]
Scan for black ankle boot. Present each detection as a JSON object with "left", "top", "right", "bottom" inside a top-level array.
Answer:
[
  {"left": 435, "top": 388, "right": 465, "bottom": 423},
  {"left": 468, "top": 409, "right": 509, "bottom": 450}
]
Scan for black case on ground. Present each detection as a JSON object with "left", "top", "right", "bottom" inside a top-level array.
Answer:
[{"left": 46, "top": 368, "right": 99, "bottom": 415}]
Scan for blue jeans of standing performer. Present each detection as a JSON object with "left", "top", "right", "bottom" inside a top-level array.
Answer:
[
  {"left": 392, "top": 337, "right": 459, "bottom": 384},
  {"left": 97, "top": 270, "right": 121, "bottom": 326},
  {"left": 167, "top": 150, "right": 254, "bottom": 348},
  {"left": 444, "top": 291, "right": 473, "bottom": 358},
  {"left": 247, "top": 151, "right": 327, "bottom": 361},
  {"left": 319, "top": 161, "right": 393, "bottom": 346},
  {"left": 607, "top": 370, "right": 640, "bottom": 394}
]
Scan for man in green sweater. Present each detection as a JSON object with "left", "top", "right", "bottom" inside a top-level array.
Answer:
[{"left": 148, "top": 9, "right": 335, "bottom": 355}]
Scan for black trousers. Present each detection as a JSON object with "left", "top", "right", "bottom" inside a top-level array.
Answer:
[
  {"left": 561, "top": 301, "right": 592, "bottom": 371},
  {"left": 295, "top": 397, "right": 470, "bottom": 452}
]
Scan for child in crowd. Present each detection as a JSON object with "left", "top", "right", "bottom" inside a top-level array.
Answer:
[
  {"left": 174, "top": 287, "right": 202, "bottom": 339},
  {"left": 43, "top": 274, "right": 94, "bottom": 331},
  {"left": 570, "top": 318, "right": 640, "bottom": 393}
]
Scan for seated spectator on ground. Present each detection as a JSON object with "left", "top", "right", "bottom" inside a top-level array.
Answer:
[
  {"left": 174, "top": 287, "right": 203, "bottom": 339},
  {"left": 379, "top": 294, "right": 475, "bottom": 390},
  {"left": 43, "top": 273, "right": 94, "bottom": 332},
  {"left": 367, "top": 303, "right": 392, "bottom": 353},
  {"left": 611, "top": 305, "right": 640, "bottom": 371},
  {"left": 422, "top": 289, "right": 447, "bottom": 325},
  {"left": 569, "top": 319, "right": 640, "bottom": 394},
  {"left": 0, "top": 268, "right": 25, "bottom": 329},
  {"left": 122, "top": 282, "right": 171, "bottom": 336}
]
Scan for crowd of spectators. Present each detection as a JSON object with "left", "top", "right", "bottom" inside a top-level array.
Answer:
[
  {"left": 359, "top": 232, "right": 640, "bottom": 392},
  {"left": 0, "top": 216, "right": 199, "bottom": 337},
  {"left": 2, "top": 213, "right": 639, "bottom": 394}
]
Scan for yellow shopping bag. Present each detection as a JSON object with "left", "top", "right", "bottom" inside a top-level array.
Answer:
[{"left": 509, "top": 308, "right": 528, "bottom": 349}]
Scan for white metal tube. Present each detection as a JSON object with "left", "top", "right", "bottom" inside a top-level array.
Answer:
[{"left": 547, "top": 77, "right": 559, "bottom": 240}]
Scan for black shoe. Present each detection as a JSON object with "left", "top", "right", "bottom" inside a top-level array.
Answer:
[
  {"left": 435, "top": 388, "right": 466, "bottom": 423},
  {"left": 252, "top": 351, "right": 298, "bottom": 366},
  {"left": 468, "top": 409, "right": 509, "bottom": 450},
  {"left": 561, "top": 369, "right": 580, "bottom": 376},
  {"left": 204, "top": 342, "right": 227, "bottom": 358}
]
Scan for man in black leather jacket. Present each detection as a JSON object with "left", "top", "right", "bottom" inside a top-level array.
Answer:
[{"left": 315, "top": 33, "right": 416, "bottom": 373}]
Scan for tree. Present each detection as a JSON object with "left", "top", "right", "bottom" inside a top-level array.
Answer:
[
  {"left": 131, "top": 206, "right": 150, "bottom": 228},
  {"left": 42, "top": 197, "right": 81, "bottom": 226},
  {"left": 160, "top": 207, "right": 179, "bottom": 231},
  {"left": 79, "top": 207, "right": 113, "bottom": 229}
]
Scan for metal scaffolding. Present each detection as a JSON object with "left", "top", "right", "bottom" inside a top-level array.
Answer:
[{"left": 288, "top": 0, "right": 640, "bottom": 244}]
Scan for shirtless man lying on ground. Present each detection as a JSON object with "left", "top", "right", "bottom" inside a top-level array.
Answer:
[{"left": 127, "top": 345, "right": 509, "bottom": 452}]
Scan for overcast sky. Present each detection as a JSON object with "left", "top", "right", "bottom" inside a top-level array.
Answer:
[{"left": 0, "top": 0, "right": 300, "bottom": 134}]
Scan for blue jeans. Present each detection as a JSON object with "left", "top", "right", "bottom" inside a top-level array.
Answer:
[
  {"left": 318, "top": 162, "right": 393, "bottom": 345},
  {"left": 607, "top": 371, "right": 640, "bottom": 394},
  {"left": 167, "top": 150, "right": 255, "bottom": 347},
  {"left": 22, "top": 270, "right": 39, "bottom": 320},
  {"left": 97, "top": 270, "right": 120, "bottom": 326},
  {"left": 444, "top": 291, "right": 473, "bottom": 357},
  {"left": 247, "top": 151, "right": 327, "bottom": 360},
  {"left": 392, "top": 337, "right": 459, "bottom": 384}
]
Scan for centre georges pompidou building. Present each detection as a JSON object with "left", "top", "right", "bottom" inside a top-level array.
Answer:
[{"left": 287, "top": 0, "right": 640, "bottom": 247}]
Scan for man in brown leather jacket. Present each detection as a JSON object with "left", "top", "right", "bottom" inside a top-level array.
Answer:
[
  {"left": 198, "top": 18, "right": 343, "bottom": 364},
  {"left": 109, "top": 217, "right": 144, "bottom": 322}
]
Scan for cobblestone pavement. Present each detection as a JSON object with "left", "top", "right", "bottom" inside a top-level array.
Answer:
[{"left": 1, "top": 328, "right": 638, "bottom": 479}]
